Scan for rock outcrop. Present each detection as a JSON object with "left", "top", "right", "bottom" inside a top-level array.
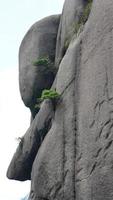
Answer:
[
  {"left": 19, "top": 15, "right": 60, "bottom": 118},
  {"left": 55, "top": 0, "right": 86, "bottom": 67},
  {"left": 7, "top": 0, "right": 113, "bottom": 199},
  {"left": 7, "top": 100, "right": 54, "bottom": 181}
]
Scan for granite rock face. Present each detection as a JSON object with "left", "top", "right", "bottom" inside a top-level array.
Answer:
[
  {"left": 75, "top": 0, "right": 113, "bottom": 199},
  {"left": 55, "top": 0, "right": 86, "bottom": 67},
  {"left": 29, "top": 37, "right": 81, "bottom": 200},
  {"left": 7, "top": 0, "right": 113, "bottom": 199},
  {"left": 7, "top": 100, "right": 54, "bottom": 181},
  {"left": 19, "top": 15, "right": 60, "bottom": 116}
]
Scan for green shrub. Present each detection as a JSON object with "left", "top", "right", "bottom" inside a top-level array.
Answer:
[
  {"left": 40, "top": 89, "right": 60, "bottom": 101},
  {"left": 64, "top": 0, "right": 93, "bottom": 51},
  {"left": 35, "top": 89, "right": 60, "bottom": 109},
  {"left": 70, "top": 1, "right": 92, "bottom": 37},
  {"left": 32, "top": 56, "right": 56, "bottom": 75},
  {"left": 32, "top": 56, "right": 50, "bottom": 66},
  {"left": 64, "top": 0, "right": 93, "bottom": 54},
  {"left": 79, "top": 0, "right": 92, "bottom": 25}
]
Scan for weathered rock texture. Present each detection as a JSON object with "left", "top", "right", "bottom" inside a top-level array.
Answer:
[
  {"left": 7, "top": 100, "right": 54, "bottom": 181},
  {"left": 75, "top": 1, "right": 113, "bottom": 199},
  {"left": 55, "top": 0, "right": 86, "bottom": 67},
  {"left": 29, "top": 37, "right": 81, "bottom": 200},
  {"left": 19, "top": 15, "right": 60, "bottom": 117},
  {"left": 7, "top": 0, "right": 113, "bottom": 199}
]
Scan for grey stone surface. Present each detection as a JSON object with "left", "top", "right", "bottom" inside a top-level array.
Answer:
[
  {"left": 29, "top": 0, "right": 113, "bottom": 199},
  {"left": 7, "top": 100, "right": 54, "bottom": 181},
  {"left": 75, "top": 0, "right": 113, "bottom": 199},
  {"left": 55, "top": 0, "right": 86, "bottom": 67},
  {"left": 7, "top": 0, "right": 113, "bottom": 199},
  {"left": 29, "top": 37, "right": 81, "bottom": 200},
  {"left": 19, "top": 15, "right": 60, "bottom": 114}
]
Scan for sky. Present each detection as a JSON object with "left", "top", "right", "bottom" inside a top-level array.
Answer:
[{"left": 0, "top": 0, "right": 64, "bottom": 200}]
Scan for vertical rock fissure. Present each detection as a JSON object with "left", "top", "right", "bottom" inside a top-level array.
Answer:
[
  {"left": 73, "top": 87, "right": 77, "bottom": 200},
  {"left": 62, "top": 113, "right": 65, "bottom": 200},
  {"left": 74, "top": 39, "right": 83, "bottom": 199}
]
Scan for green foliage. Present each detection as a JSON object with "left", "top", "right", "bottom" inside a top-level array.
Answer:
[
  {"left": 79, "top": 0, "right": 92, "bottom": 25},
  {"left": 64, "top": 0, "right": 93, "bottom": 51},
  {"left": 32, "top": 56, "right": 56, "bottom": 75},
  {"left": 74, "top": 0, "right": 92, "bottom": 34},
  {"left": 32, "top": 56, "right": 51, "bottom": 67},
  {"left": 40, "top": 89, "right": 60, "bottom": 101},
  {"left": 34, "top": 89, "right": 60, "bottom": 109}
]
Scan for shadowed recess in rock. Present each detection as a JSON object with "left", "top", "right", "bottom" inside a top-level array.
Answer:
[{"left": 7, "top": 0, "right": 113, "bottom": 199}]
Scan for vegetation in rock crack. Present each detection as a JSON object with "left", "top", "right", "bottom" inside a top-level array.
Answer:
[
  {"left": 64, "top": 38, "right": 70, "bottom": 52},
  {"left": 35, "top": 89, "right": 60, "bottom": 109},
  {"left": 32, "top": 56, "right": 56, "bottom": 75},
  {"left": 79, "top": 0, "right": 93, "bottom": 25},
  {"left": 73, "top": 0, "right": 93, "bottom": 34},
  {"left": 40, "top": 89, "right": 60, "bottom": 100},
  {"left": 33, "top": 56, "right": 50, "bottom": 66},
  {"left": 64, "top": 0, "right": 93, "bottom": 51},
  {"left": 34, "top": 100, "right": 42, "bottom": 110}
]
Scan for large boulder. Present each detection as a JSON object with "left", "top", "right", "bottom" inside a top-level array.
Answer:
[
  {"left": 55, "top": 0, "right": 86, "bottom": 67},
  {"left": 30, "top": 0, "right": 113, "bottom": 199},
  {"left": 7, "top": 0, "right": 113, "bottom": 199},
  {"left": 19, "top": 15, "right": 60, "bottom": 115}
]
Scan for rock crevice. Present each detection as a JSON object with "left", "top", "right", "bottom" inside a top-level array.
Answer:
[{"left": 7, "top": 0, "right": 113, "bottom": 199}]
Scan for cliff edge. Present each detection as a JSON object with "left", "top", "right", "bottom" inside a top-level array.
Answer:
[{"left": 7, "top": 0, "right": 113, "bottom": 199}]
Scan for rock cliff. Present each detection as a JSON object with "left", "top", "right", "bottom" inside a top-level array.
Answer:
[{"left": 7, "top": 0, "right": 113, "bottom": 199}]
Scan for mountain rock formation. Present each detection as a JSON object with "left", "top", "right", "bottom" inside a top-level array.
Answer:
[{"left": 7, "top": 0, "right": 113, "bottom": 199}]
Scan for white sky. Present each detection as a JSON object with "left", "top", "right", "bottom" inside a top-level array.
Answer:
[{"left": 0, "top": 0, "right": 64, "bottom": 200}]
